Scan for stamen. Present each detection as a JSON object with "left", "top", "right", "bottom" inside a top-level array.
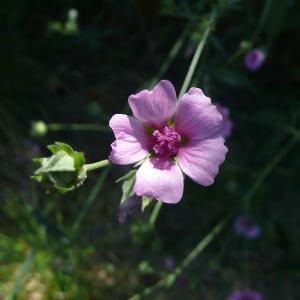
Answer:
[{"left": 152, "top": 126, "right": 181, "bottom": 156}]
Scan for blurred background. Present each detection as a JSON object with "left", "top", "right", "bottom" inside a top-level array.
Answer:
[{"left": 1, "top": 0, "right": 300, "bottom": 299}]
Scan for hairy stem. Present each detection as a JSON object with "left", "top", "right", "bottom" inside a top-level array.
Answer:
[{"left": 84, "top": 159, "right": 111, "bottom": 171}]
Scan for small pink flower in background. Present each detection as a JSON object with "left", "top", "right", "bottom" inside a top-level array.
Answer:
[
  {"left": 227, "top": 289, "right": 262, "bottom": 300},
  {"left": 234, "top": 215, "right": 261, "bottom": 239},
  {"left": 244, "top": 48, "right": 265, "bottom": 71},
  {"left": 109, "top": 80, "right": 228, "bottom": 204},
  {"left": 215, "top": 104, "right": 233, "bottom": 138}
]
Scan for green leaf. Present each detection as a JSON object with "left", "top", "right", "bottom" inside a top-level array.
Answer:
[
  {"left": 142, "top": 196, "right": 152, "bottom": 212},
  {"left": 115, "top": 169, "right": 136, "bottom": 183},
  {"left": 120, "top": 175, "right": 135, "bottom": 204}
]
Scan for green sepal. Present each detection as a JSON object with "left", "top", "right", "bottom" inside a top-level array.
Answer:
[
  {"left": 115, "top": 169, "right": 136, "bottom": 183},
  {"left": 120, "top": 176, "right": 135, "bottom": 204},
  {"left": 73, "top": 151, "right": 85, "bottom": 169},
  {"left": 142, "top": 196, "right": 152, "bottom": 212}
]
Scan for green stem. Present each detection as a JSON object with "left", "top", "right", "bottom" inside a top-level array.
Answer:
[
  {"left": 254, "top": 0, "right": 273, "bottom": 39},
  {"left": 243, "top": 137, "right": 298, "bottom": 208},
  {"left": 179, "top": 8, "right": 217, "bottom": 98},
  {"left": 84, "top": 159, "right": 111, "bottom": 171},
  {"left": 150, "top": 8, "right": 218, "bottom": 227},
  {"left": 8, "top": 250, "right": 34, "bottom": 300},
  {"left": 149, "top": 201, "right": 163, "bottom": 227},
  {"left": 72, "top": 166, "right": 111, "bottom": 233},
  {"left": 48, "top": 123, "right": 110, "bottom": 132},
  {"left": 148, "top": 27, "right": 189, "bottom": 88},
  {"left": 128, "top": 214, "right": 231, "bottom": 300},
  {"left": 71, "top": 24, "right": 188, "bottom": 237},
  {"left": 129, "top": 135, "right": 299, "bottom": 300}
]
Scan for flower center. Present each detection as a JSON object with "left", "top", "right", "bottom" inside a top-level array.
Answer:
[{"left": 152, "top": 126, "right": 181, "bottom": 156}]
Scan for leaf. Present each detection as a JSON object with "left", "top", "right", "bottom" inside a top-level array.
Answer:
[
  {"left": 9, "top": 251, "right": 34, "bottom": 299},
  {"left": 120, "top": 175, "right": 135, "bottom": 204},
  {"left": 115, "top": 169, "right": 137, "bottom": 183},
  {"left": 142, "top": 196, "right": 152, "bottom": 212}
]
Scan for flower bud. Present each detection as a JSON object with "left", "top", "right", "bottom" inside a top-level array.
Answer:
[
  {"left": 32, "top": 142, "right": 86, "bottom": 192},
  {"left": 31, "top": 121, "right": 48, "bottom": 137}
]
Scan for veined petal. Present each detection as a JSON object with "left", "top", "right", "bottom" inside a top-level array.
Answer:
[
  {"left": 128, "top": 80, "right": 177, "bottom": 128},
  {"left": 177, "top": 136, "right": 227, "bottom": 186},
  {"left": 175, "top": 88, "right": 223, "bottom": 140},
  {"left": 134, "top": 157, "right": 184, "bottom": 204},
  {"left": 109, "top": 114, "right": 150, "bottom": 165}
]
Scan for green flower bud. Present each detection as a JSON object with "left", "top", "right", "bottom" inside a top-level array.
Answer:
[
  {"left": 31, "top": 121, "right": 48, "bottom": 137},
  {"left": 32, "top": 142, "right": 86, "bottom": 192}
]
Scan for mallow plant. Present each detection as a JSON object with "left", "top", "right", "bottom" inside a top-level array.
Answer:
[{"left": 32, "top": 79, "right": 230, "bottom": 216}]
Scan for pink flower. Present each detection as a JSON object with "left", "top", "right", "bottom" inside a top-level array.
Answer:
[
  {"left": 244, "top": 48, "right": 265, "bottom": 71},
  {"left": 109, "top": 80, "right": 228, "bottom": 204},
  {"left": 234, "top": 215, "right": 261, "bottom": 239},
  {"left": 215, "top": 103, "right": 233, "bottom": 138}
]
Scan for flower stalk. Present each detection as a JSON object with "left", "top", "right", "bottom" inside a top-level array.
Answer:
[
  {"left": 150, "top": 7, "right": 218, "bottom": 226},
  {"left": 84, "top": 159, "right": 111, "bottom": 171}
]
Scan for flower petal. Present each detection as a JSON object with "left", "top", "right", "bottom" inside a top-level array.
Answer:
[
  {"left": 215, "top": 103, "right": 233, "bottom": 138},
  {"left": 134, "top": 157, "right": 184, "bottom": 204},
  {"left": 177, "top": 136, "right": 227, "bottom": 186},
  {"left": 128, "top": 80, "right": 177, "bottom": 128},
  {"left": 109, "top": 114, "right": 150, "bottom": 165},
  {"left": 175, "top": 88, "right": 223, "bottom": 140}
]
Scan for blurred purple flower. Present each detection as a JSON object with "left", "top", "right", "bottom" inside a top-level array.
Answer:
[
  {"left": 118, "top": 195, "right": 141, "bottom": 224},
  {"left": 234, "top": 215, "right": 261, "bottom": 239},
  {"left": 215, "top": 104, "right": 233, "bottom": 138},
  {"left": 227, "top": 289, "right": 262, "bottom": 300},
  {"left": 164, "top": 257, "right": 175, "bottom": 272},
  {"left": 244, "top": 48, "right": 265, "bottom": 71}
]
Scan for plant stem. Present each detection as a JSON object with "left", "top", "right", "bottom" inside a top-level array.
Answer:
[
  {"left": 149, "top": 201, "right": 162, "bottom": 227},
  {"left": 84, "top": 159, "right": 111, "bottom": 171},
  {"left": 148, "top": 27, "right": 189, "bottom": 88},
  {"left": 129, "top": 134, "right": 299, "bottom": 300},
  {"left": 72, "top": 166, "right": 111, "bottom": 233},
  {"left": 254, "top": 0, "right": 273, "bottom": 39},
  {"left": 48, "top": 123, "right": 110, "bottom": 132},
  {"left": 150, "top": 8, "right": 218, "bottom": 227},
  {"left": 128, "top": 214, "right": 231, "bottom": 300},
  {"left": 71, "top": 25, "right": 188, "bottom": 237},
  {"left": 179, "top": 8, "right": 217, "bottom": 98},
  {"left": 8, "top": 250, "right": 34, "bottom": 300}
]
